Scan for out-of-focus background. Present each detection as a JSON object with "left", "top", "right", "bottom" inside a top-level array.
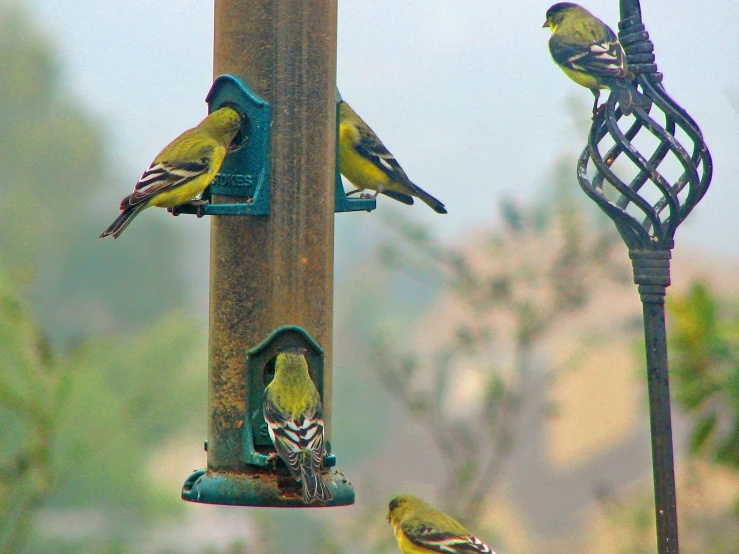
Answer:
[{"left": 1, "top": 0, "right": 737, "bottom": 552}]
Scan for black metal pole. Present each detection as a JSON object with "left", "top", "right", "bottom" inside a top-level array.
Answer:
[{"left": 632, "top": 250, "right": 679, "bottom": 553}]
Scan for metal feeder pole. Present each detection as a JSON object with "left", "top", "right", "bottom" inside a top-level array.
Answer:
[
  {"left": 204, "top": 0, "right": 344, "bottom": 504},
  {"left": 576, "top": 0, "right": 712, "bottom": 551}
]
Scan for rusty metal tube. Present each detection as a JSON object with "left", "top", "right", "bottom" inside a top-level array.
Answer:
[{"left": 209, "top": 0, "right": 337, "bottom": 473}]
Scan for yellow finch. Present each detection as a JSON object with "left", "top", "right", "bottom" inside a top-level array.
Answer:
[
  {"left": 100, "top": 107, "right": 243, "bottom": 239},
  {"left": 543, "top": 3, "right": 650, "bottom": 116},
  {"left": 339, "top": 100, "right": 447, "bottom": 214},
  {"left": 264, "top": 351, "right": 332, "bottom": 504},
  {"left": 388, "top": 495, "right": 495, "bottom": 554}
]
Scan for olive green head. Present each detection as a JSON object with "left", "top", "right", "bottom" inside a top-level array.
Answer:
[
  {"left": 274, "top": 349, "right": 310, "bottom": 377},
  {"left": 543, "top": 2, "right": 589, "bottom": 31},
  {"left": 388, "top": 494, "right": 427, "bottom": 525},
  {"left": 201, "top": 106, "right": 246, "bottom": 147}
]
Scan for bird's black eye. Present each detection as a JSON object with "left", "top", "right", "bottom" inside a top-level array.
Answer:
[{"left": 263, "top": 357, "right": 276, "bottom": 387}]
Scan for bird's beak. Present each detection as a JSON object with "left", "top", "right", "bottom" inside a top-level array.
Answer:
[{"left": 542, "top": 20, "right": 550, "bottom": 28}]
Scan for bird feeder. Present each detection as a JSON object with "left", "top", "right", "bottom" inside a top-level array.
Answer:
[
  {"left": 180, "top": 0, "right": 357, "bottom": 508},
  {"left": 576, "top": 1, "right": 711, "bottom": 551}
]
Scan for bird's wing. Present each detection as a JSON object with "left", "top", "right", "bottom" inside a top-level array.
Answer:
[
  {"left": 123, "top": 151, "right": 213, "bottom": 209},
  {"left": 550, "top": 29, "right": 629, "bottom": 79},
  {"left": 401, "top": 520, "right": 494, "bottom": 554},
  {"left": 264, "top": 399, "right": 325, "bottom": 476},
  {"left": 353, "top": 125, "right": 437, "bottom": 199},
  {"left": 353, "top": 125, "right": 417, "bottom": 185}
]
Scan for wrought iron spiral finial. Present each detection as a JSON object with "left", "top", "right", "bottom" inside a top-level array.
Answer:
[
  {"left": 577, "top": 0, "right": 712, "bottom": 254},
  {"left": 576, "top": 4, "right": 714, "bottom": 553}
]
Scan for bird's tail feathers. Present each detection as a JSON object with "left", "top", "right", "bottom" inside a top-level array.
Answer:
[
  {"left": 300, "top": 465, "right": 332, "bottom": 504},
  {"left": 613, "top": 83, "right": 651, "bottom": 116},
  {"left": 414, "top": 186, "right": 447, "bottom": 214},
  {"left": 381, "top": 190, "right": 415, "bottom": 205},
  {"left": 99, "top": 203, "right": 146, "bottom": 239}
]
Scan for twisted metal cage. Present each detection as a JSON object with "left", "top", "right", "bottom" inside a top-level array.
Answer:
[{"left": 577, "top": 1, "right": 712, "bottom": 255}]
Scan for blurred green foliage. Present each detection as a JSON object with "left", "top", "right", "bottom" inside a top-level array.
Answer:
[
  {"left": 0, "top": 271, "right": 206, "bottom": 552},
  {"left": 668, "top": 281, "right": 739, "bottom": 469},
  {"left": 0, "top": 5, "right": 208, "bottom": 552},
  {"left": 0, "top": 4, "right": 188, "bottom": 344},
  {"left": 0, "top": 273, "right": 74, "bottom": 552},
  {"left": 48, "top": 312, "right": 206, "bottom": 512}
]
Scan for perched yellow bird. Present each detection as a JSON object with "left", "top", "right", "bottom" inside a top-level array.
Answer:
[
  {"left": 543, "top": 3, "right": 650, "bottom": 116},
  {"left": 99, "top": 107, "right": 243, "bottom": 239},
  {"left": 388, "top": 495, "right": 495, "bottom": 554},
  {"left": 264, "top": 350, "right": 332, "bottom": 504},
  {"left": 339, "top": 100, "right": 447, "bottom": 214}
]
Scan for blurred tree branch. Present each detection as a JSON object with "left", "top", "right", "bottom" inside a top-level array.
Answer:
[
  {"left": 371, "top": 189, "right": 627, "bottom": 529},
  {"left": 316, "top": 185, "right": 629, "bottom": 554}
]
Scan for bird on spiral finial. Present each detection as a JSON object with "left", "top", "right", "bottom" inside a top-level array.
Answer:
[{"left": 574, "top": 0, "right": 712, "bottom": 251}]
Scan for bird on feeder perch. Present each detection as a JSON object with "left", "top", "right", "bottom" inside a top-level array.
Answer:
[
  {"left": 99, "top": 107, "right": 245, "bottom": 238},
  {"left": 264, "top": 350, "right": 332, "bottom": 504},
  {"left": 339, "top": 100, "right": 448, "bottom": 214}
]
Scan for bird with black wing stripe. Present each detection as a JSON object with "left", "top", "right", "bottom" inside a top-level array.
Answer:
[
  {"left": 263, "top": 350, "right": 332, "bottom": 504},
  {"left": 339, "top": 100, "right": 447, "bottom": 214},
  {"left": 388, "top": 495, "right": 496, "bottom": 554},
  {"left": 543, "top": 2, "right": 650, "bottom": 116},
  {"left": 99, "top": 107, "right": 243, "bottom": 239}
]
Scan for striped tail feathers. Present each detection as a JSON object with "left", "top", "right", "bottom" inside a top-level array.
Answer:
[
  {"left": 264, "top": 399, "right": 332, "bottom": 504},
  {"left": 608, "top": 79, "right": 651, "bottom": 116},
  {"left": 376, "top": 186, "right": 447, "bottom": 213},
  {"left": 99, "top": 202, "right": 147, "bottom": 239},
  {"left": 625, "top": 86, "right": 651, "bottom": 115},
  {"left": 298, "top": 432, "right": 332, "bottom": 504},
  {"left": 299, "top": 457, "right": 333, "bottom": 504}
]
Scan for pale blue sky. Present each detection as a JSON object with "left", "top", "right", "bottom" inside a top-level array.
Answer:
[{"left": 21, "top": 0, "right": 739, "bottom": 254}]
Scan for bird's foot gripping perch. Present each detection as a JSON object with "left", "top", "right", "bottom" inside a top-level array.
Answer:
[
  {"left": 265, "top": 451, "right": 280, "bottom": 469},
  {"left": 592, "top": 102, "right": 608, "bottom": 120},
  {"left": 168, "top": 198, "right": 210, "bottom": 218},
  {"left": 345, "top": 188, "right": 378, "bottom": 200}
]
